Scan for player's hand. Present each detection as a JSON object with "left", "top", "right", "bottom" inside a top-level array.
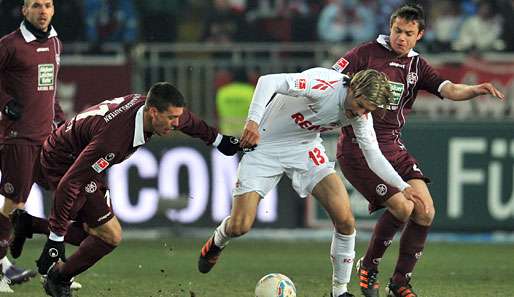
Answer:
[
  {"left": 402, "top": 187, "right": 428, "bottom": 214},
  {"left": 240, "top": 120, "right": 260, "bottom": 148},
  {"left": 2, "top": 100, "right": 23, "bottom": 121},
  {"left": 474, "top": 83, "right": 505, "bottom": 100},
  {"left": 36, "top": 238, "right": 66, "bottom": 275}
]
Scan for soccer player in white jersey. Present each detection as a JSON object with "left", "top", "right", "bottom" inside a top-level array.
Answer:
[{"left": 198, "top": 68, "right": 424, "bottom": 297}]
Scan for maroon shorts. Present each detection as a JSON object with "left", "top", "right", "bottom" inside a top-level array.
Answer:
[
  {"left": 58, "top": 178, "right": 114, "bottom": 230},
  {"left": 338, "top": 143, "right": 430, "bottom": 213},
  {"left": 0, "top": 144, "right": 41, "bottom": 203},
  {"left": 72, "top": 180, "right": 114, "bottom": 229}
]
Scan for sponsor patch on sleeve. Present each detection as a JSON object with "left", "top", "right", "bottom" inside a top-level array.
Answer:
[
  {"left": 294, "top": 78, "right": 306, "bottom": 90},
  {"left": 332, "top": 57, "right": 349, "bottom": 73},
  {"left": 92, "top": 158, "right": 110, "bottom": 173}
]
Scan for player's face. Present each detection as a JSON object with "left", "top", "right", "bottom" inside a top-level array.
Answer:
[
  {"left": 344, "top": 94, "right": 378, "bottom": 119},
  {"left": 389, "top": 17, "right": 423, "bottom": 57},
  {"left": 150, "top": 106, "right": 184, "bottom": 136},
  {"left": 23, "top": 0, "right": 54, "bottom": 32}
]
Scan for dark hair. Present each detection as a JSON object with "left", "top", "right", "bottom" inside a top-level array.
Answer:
[
  {"left": 145, "top": 82, "right": 185, "bottom": 112},
  {"left": 390, "top": 3, "right": 426, "bottom": 32}
]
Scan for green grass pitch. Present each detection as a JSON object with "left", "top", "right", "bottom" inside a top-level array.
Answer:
[{"left": 11, "top": 237, "right": 514, "bottom": 297}]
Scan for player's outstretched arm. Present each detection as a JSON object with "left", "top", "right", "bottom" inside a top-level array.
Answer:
[
  {"left": 441, "top": 81, "right": 505, "bottom": 101},
  {"left": 178, "top": 109, "right": 219, "bottom": 144},
  {"left": 178, "top": 109, "right": 251, "bottom": 156}
]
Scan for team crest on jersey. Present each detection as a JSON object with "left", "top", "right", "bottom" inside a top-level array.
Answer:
[
  {"left": 295, "top": 78, "right": 306, "bottom": 90},
  {"left": 85, "top": 181, "right": 97, "bottom": 193},
  {"left": 38, "top": 64, "right": 55, "bottom": 91},
  {"left": 407, "top": 72, "right": 418, "bottom": 85},
  {"left": 92, "top": 158, "right": 110, "bottom": 173},
  {"left": 376, "top": 184, "right": 388, "bottom": 196},
  {"left": 3, "top": 183, "right": 14, "bottom": 194},
  {"left": 332, "top": 57, "right": 349, "bottom": 72}
]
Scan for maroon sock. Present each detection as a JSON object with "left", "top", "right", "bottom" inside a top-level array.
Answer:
[
  {"left": 64, "top": 222, "right": 88, "bottom": 246},
  {"left": 32, "top": 216, "right": 50, "bottom": 235},
  {"left": 59, "top": 235, "right": 116, "bottom": 279},
  {"left": 363, "top": 210, "right": 406, "bottom": 271},
  {"left": 392, "top": 220, "right": 430, "bottom": 285},
  {"left": 0, "top": 214, "right": 12, "bottom": 258}
]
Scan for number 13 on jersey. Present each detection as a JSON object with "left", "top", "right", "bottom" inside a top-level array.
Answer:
[{"left": 308, "top": 147, "right": 326, "bottom": 166}]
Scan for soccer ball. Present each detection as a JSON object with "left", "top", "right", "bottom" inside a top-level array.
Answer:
[{"left": 255, "top": 273, "right": 296, "bottom": 297}]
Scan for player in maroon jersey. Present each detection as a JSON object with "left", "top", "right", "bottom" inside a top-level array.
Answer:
[
  {"left": 331, "top": 4, "right": 505, "bottom": 297},
  {"left": 21, "top": 82, "right": 244, "bottom": 297},
  {"left": 0, "top": 0, "right": 65, "bottom": 290}
]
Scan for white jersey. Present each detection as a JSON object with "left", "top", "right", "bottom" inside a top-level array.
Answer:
[{"left": 247, "top": 67, "right": 410, "bottom": 190}]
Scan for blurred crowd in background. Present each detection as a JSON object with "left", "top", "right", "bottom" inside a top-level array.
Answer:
[{"left": 1, "top": 0, "right": 513, "bottom": 54}]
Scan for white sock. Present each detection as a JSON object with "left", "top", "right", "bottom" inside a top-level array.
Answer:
[
  {"left": 213, "top": 216, "right": 231, "bottom": 248},
  {"left": 331, "top": 229, "right": 356, "bottom": 297},
  {"left": 1, "top": 257, "right": 12, "bottom": 273}
]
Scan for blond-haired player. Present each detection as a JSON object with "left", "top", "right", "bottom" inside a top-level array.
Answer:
[{"left": 198, "top": 68, "right": 424, "bottom": 297}]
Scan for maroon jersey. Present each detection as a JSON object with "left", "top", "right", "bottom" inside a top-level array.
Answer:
[
  {"left": 38, "top": 94, "right": 219, "bottom": 235},
  {"left": 0, "top": 23, "right": 65, "bottom": 145},
  {"left": 332, "top": 35, "right": 448, "bottom": 148}
]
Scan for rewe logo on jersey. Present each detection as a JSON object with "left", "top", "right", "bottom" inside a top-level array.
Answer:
[
  {"left": 291, "top": 112, "right": 334, "bottom": 132},
  {"left": 312, "top": 79, "right": 339, "bottom": 91}
]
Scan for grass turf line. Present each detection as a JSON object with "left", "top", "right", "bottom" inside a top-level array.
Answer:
[{"left": 11, "top": 237, "right": 514, "bottom": 297}]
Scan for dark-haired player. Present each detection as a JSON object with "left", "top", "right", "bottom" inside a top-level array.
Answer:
[
  {"left": 15, "top": 82, "right": 244, "bottom": 297},
  {"left": 331, "top": 4, "right": 505, "bottom": 297},
  {"left": 0, "top": 0, "right": 65, "bottom": 291}
]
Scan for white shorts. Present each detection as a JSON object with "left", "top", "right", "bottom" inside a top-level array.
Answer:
[{"left": 233, "top": 142, "right": 335, "bottom": 198}]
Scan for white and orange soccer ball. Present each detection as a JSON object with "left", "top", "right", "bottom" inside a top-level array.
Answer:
[{"left": 255, "top": 273, "right": 296, "bottom": 297}]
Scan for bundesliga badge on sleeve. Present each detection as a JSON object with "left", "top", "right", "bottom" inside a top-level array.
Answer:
[{"left": 92, "top": 158, "right": 110, "bottom": 173}]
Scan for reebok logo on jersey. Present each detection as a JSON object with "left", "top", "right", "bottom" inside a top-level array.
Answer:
[
  {"left": 295, "top": 78, "right": 306, "bottom": 90},
  {"left": 332, "top": 57, "right": 349, "bottom": 72},
  {"left": 92, "top": 158, "right": 110, "bottom": 173},
  {"left": 312, "top": 79, "right": 338, "bottom": 91}
]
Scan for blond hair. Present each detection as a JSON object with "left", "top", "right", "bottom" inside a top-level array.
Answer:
[{"left": 349, "top": 69, "right": 393, "bottom": 109}]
